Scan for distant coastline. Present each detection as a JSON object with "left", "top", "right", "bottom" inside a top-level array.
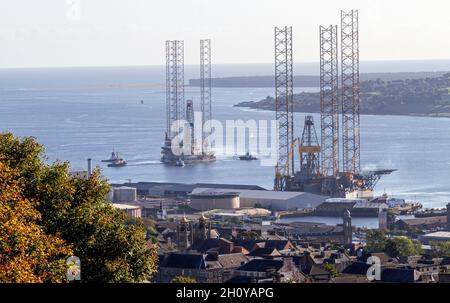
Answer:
[
  {"left": 188, "top": 71, "right": 448, "bottom": 88},
  {"left": 232, "top": 73, "right": 450, "bottom": 118}
]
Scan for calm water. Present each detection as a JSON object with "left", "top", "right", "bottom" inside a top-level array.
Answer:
[
  {"left": 1, "top": 65, "right": 450, "bottom": 209},
  {"left": 276, "top": 215, "right": 416, "bottom": 229}
]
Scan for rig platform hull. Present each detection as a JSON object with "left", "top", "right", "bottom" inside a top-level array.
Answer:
[{"left": 161, "top": 154, "right": 216, "bottom": 165}]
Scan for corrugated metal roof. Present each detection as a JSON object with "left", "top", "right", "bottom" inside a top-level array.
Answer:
[
  {"left": 422, "top": 231, "right": 450, "bottom": 238},
  {"left": 112, "top": 203, "right": 140, "bottom": 210}
]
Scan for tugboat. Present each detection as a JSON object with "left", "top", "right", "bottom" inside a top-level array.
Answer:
[
  {"left": 175, "top": 158, "right": 185, "bottom": 167},
  {"left": 107, "top": 158, "right": 127, "bottom": 167},
  {"left": 101, "top": 151, "right": 123, "bottom": 163},
  {"left": 239, "top": 152, "right": 257, "bottom": 160}
]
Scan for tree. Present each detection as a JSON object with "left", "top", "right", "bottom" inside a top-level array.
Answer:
[
  {"left": 0, "top": 133, "right": 158, "bottom": 282},
  {"left": 323, "top": 263, "right": 339, "bottom": 278},
  {"left": 0, "top": 161, "right": 72, "bottom": 282},
  {"left": 430, "top": 241, "right": 450, "bottom": 258},
  {"left": 171, "top": 276, "right": 197, "bottom": 283},
  {"left": 365, "top": 229, "right": 387, "bottom": 253},
  {"left": 385, "top": 237, "right": 422, "bottom": 258}
]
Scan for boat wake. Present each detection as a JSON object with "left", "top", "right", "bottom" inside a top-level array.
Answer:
[{"left": 126, "top": 160, "right": 162, "bottom": 166}]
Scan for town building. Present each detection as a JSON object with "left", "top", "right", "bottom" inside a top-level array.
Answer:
[
  {"left": 233, "top": 258, "right": 305, "bottom": 283},
  {"left": 157, "top": 253, "right": 223, "bottom": 283}
]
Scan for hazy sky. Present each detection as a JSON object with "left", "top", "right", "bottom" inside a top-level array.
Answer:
[{"left": 0, "top": 0, "right": 449, "bottom": 68}]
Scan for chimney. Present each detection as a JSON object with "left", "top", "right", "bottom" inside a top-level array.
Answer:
[{"left": 87, "top": 158, "right": 93, "bottom": 176}]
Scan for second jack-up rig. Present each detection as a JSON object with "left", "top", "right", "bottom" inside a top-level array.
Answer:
[{"left": 273, "top": 10, "right": 394, "bottom": 198}]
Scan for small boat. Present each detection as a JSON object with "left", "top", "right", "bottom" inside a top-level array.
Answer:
[
  {"left": 175, "top": 159, "right": 185, "bottom": 167},
  {"left": 101, "top": 151, "right": 123, "bottom": 163},
  {"left": 107, "top": 159, "right": 127, "bottom": 167},
  {"left": 239, "top": 152, "right": 257, "bottom": 160}
]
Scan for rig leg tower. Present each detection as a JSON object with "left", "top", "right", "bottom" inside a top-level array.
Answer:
[{"left": 274, "top": 26, "right": 294, "bottom": 191}]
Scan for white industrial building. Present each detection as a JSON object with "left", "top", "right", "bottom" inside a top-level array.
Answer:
[
  {"left": 419, "top": 231, "right": 450, "bottom": 244},
  {"left": 191, "top": 188, "right": 328, "bottom": 211}
]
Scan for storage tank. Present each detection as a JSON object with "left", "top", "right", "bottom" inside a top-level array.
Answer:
[
  {"left": 190, "top": 192, "right": 240, "bottom": 210},
  {"left": 113, "top": 186, "right": 137, "bottom": 202}
]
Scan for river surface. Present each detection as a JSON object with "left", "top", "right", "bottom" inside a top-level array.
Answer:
[{"left": 1, "top": 65, "right": 449, "bottom": 209}]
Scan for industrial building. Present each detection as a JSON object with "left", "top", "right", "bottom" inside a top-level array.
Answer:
[
  {"left": 191, "top": 188, "right": 327, "bottom": 211},
  {"left": 110, "top": 181, "right": 266, "bottom": 198},
  {"left": 313, "top": 198, "right": 388, "bottom": 217},
  {"left": 395, "top": 216, "right": 448, "bottom": 232},
  {"left": 419, "top": 231, "right": 450, "bottom": 244}
]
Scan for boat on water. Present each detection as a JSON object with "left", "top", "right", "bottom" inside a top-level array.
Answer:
[
  {"left": 175, "top": 159, "right": 185, "bottom": 167},
  {"left": 239, "top": 152, "right": 257, "bottom": 160},
  {"left": 101, "top": 151, "right": 123, "bottom": 163},
  {"left": 107, "top": 158, "right": 127, "bottom": 167}
]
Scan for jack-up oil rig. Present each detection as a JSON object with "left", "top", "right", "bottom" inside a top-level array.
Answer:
[
  {"left": 273, "top": 11, "right": 395, "bottom": 198},
  {"left": 161, "top": 39, "right": 216, "bottom": 165}
]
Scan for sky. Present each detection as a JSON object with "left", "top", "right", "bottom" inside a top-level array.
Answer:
[{"left": 0, "top": 0, "right": 449, "bottom": 68}]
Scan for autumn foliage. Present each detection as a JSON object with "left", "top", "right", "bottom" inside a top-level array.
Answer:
[
  {"left": 0, "top": 161, "right": 72, "bottom": 282},
  {"left": 0, "top": 133, "right": 158, "bottom": 282}
]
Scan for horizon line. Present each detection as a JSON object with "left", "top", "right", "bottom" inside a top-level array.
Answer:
[{"left": 1, "top": 58, "right": 450, "bottom": 71}]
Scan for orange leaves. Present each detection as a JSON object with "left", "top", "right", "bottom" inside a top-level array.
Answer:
[
  {"left": 0, "top": 160, "right": 72, "bottom": 283},
  {"left": 0, "top": 133, "right": 158, "bottom": 282}
]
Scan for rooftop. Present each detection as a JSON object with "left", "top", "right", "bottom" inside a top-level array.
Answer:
[
  {"left": 112, "top": 181, "right": 267, "bottom": 193},
  {"left": 191, "top": 191, "right": 240, "bottom": 198},
  {"left": 421, "top": 231, "right": 450, "bottom": 239},
  {"left": 399, "top": 216, "right": 447, "bottom": 226},
  {"left": 237, "top": 259, "right": 284, "bottom": 272},
  {"left": 111, "top": 203, "right": 140, "bottom": 210},
  {"left": 192, "top": 187, "right": 327, "bottom": 201},
  {"left": 160, "top": 253, "right": 206, "bottom": 269},
  {"left": 217, "top": 253, "right": 248, "bottom": 269}
]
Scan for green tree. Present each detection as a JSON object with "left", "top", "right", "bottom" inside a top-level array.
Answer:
[
  {"left": 430, "top": 241, "right": 450, "bottom": 258},
  {"left": 365, "top": 229, "right": 387, "bottom": 253},
  {"left": 171, "top": 276, "right": 197, "bottom": 283},
  {"left": 323, "top": 263, "right": 339, "bottom": 278},
  {"left": 0, "top": 133, "right": 158, "bottom": 282},
  {"left": 385, "top": 236, "right": 422, "bottom": 258},
  {"left": 0, "top": 160, "right": 72, "bottom": 282}
]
